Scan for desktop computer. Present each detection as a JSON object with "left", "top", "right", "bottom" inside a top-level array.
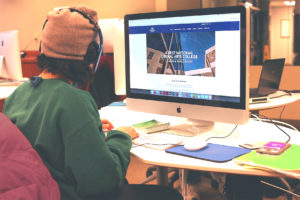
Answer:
[
  {"left": 0, "top": 30, "right": 23, "bottom": 81},
  {"left": 124, "top": 5, "right": 250, "bottom": 133}
]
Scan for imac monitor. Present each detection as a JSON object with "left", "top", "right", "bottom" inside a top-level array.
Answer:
[
  {"left": 0, "top": 30, "right": 23, "bottom": 81},
  {"left": 124, "top": 6, "right": 249, "bottom": 132}
]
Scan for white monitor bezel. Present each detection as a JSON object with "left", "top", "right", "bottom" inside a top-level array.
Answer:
[
  {"left": 0, "top": 30, "right": 23, "bottom": 81},
  {"left": 124, "top": 6, "right": 249, "bottom": 125}
]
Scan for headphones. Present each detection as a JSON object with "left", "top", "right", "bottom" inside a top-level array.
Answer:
[{"left": 39, "top": 7, "right": 103, "bottom": 72}]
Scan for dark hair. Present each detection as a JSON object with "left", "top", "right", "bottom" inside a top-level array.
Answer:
[{"left": 37, "top": 54, "right": 94, "bottom": 87}]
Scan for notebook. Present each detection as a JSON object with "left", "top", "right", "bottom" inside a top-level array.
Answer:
[
  {"left": 250, "top": 58, "right": 285, "bottom": 98},
  {"left": 236, "top": 144, "right": 300, "bottom": 179}
]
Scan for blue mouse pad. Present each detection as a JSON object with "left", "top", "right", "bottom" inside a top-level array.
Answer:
[{"left": 166, "top": 143, "right": 251, "bottom": 162}]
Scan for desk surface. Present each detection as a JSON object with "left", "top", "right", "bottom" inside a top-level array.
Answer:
[
  {"left": 249, "top": 91, "right": 300, "bottom": 111},
  {"left": 0, "top": 79, "right": 28, "bottom": 100},
  {"left": 0, "top": 85, "right": 18, "bottom": 100},
  {"left": 100, "top": 105, "right": 300, "bottom": 178}
]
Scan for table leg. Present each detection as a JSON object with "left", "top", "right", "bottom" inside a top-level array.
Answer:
[
  {"left": 179, "top": 169, "right": 188, "bottom": 200},
  {"left": 156, "top": 167, "right": 189, "bottom": 199},
  {"left": 156, "top": 166, "right": 169, "bottom": 186}
]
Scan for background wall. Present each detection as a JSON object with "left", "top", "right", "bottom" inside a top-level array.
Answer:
[
  {"left": 0, "top": 0, "right": 156, "bottom": 51},
  {"left": 0, "top": 0, "right": 239, "bottom": 51},
  {"left": 270, "top": 5, "right": 294, "bottom": 65}
]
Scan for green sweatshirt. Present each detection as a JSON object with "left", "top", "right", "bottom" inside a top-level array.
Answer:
[{"left": 3, "top": 79, "right": 132, "bottom": 200}]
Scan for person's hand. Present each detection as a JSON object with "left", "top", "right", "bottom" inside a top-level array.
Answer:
[
  {"left": 116, "top": 126, "right": 139, "bottom": 140},
  {"left": 101, "top": 119, "right": 114, "bottom": 132}
]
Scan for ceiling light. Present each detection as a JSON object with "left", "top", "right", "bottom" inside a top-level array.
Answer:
[
  {"left": 245, "top": 2, "right": 253, "bottom": 7},
  {"left": 284, "top": 1, "right": 295, "bottom": 6}
]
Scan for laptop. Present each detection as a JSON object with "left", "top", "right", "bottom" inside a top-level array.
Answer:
[{"left": 250, "top": 58, "right": 285, "bottom": 98}]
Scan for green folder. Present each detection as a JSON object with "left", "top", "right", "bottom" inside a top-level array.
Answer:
[{"left": 236, "top": 144, "right": 300, "bottom": 171}]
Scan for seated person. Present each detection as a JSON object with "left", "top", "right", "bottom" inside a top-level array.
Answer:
[
  {"left": 3, "top": 6, "right": 182, "bottom": 200},
  {"left": 0, "top": 113, "right": 60, "bottom": 200}
]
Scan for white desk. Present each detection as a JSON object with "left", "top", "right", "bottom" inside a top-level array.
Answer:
[
  {"left": 249, "top": 91, "right": 300, "bottom": 111},
  {"left": 101, "top": 105, "right": 300, "bottom": 199},
  {"left": 0, "top": 79, "right": 28, "bottom": 100},
  {"left": 0, "top": 85, "right": 18, "bottom": 100},
  {"left": 100, "top": 105, "right": 300, "bottom": 178},
  {"left": 100, "top": 105, "right": 300, "bottom": 199}
]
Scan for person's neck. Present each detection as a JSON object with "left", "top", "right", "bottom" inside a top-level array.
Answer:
[{"left": 39, "top": 70, "right": 72, "bottom": 84}]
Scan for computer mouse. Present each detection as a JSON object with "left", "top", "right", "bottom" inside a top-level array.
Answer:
[{"left": 183, "top": 139, "right": 207, "bottom": 151}]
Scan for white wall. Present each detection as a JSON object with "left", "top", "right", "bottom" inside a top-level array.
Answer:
[
  {"left": 0, "top": 0, "right": 156, "bottom": 51},
  {"left": 270, "top": 5, "right": 294, "bottom": 64},
  {"left": 0, "top": 0, "right": 240, "bottom": 51}
]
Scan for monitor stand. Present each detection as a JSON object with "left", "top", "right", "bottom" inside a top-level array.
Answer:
[{"left": 166, "top": 119, "right": 214, "bottom": 136}]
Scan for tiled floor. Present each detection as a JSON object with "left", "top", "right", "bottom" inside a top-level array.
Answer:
[{"left": 126, "top": 155, "right": 297, "bottom": 200}]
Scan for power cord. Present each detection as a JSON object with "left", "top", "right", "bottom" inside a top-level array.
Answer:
[
  {"left": 132, "top": 142, "right": 182, "bottom": 148},
  {"left": 261, "top": 180, "right": 300, "bottom": 199},
  {"left": 205, "top": 124, "right": 238, "bottom": 143},
  {"left": 132, "top": 124, "right": 239, "bottom": 148},
  {"left": 279, "top": 105, "right": 286, "bottom": 121},
  {"left": 250, "top": 113, "right": 292, "bottom": 143},
  {"left": 269, "top": 92, "right": 291, "bottom": 99},
  {"left": 251, "top": 113, "right": 298, "bottom": 132}
]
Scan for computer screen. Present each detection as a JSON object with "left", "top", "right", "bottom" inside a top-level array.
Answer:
[
  {"left": 0, "top": 30, "right": 23, "bottom": 81},
  {"left": 124, "top": 6, "right": 249, "bottom": 132}
]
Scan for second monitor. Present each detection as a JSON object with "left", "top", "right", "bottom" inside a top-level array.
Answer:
[{"left": 0, "top": 30, "right": 23, "bottom": 81}]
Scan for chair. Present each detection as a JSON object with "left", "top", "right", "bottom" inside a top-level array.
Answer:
[{"left": 0, "top": 113, "right": 60, "bottom": 200}]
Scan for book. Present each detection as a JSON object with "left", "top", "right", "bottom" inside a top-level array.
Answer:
[{"left": 132, "top": 119, "right": 170, "bottom": 134}]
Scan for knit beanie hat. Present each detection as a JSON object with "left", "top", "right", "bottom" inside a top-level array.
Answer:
[{"left": 40, "top": 6, "right": 99, "bottom": 60}]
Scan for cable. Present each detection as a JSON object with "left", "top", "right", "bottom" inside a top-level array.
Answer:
[
  {"left": 279, "top": 105, "right": 286, "bottom": 121},
  {"left": 132, "top": 142, "right": 181, "bottom": 149},
  {"left": 269, "top": 92, "right": 291, "bottom": 99},
  {"left": 261, "top": 180, "right": 300, "bottom": 199},
  {"left": 205, "top": 124, "right": 238, "bottom": 142},
  {"left": 268, "top": 119, "right": 298, "bottom": 132},
  {"left": 132, "top": 124, "right": 239, "bottom": 148},
  {"left": 250, "top": 113, "right": 261, "bottom": 121},
  {"left": 134, "top": 114, "right": 295, "bottom": 147},
  {"left": 251, "top": 113, "right": 292, "bottom": 143},
  {"left": 282, "top": 90, "right": 300, "bottom": 93},
  {"left": 250, "top": 113, "right": 298, "bottom": 132}
]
